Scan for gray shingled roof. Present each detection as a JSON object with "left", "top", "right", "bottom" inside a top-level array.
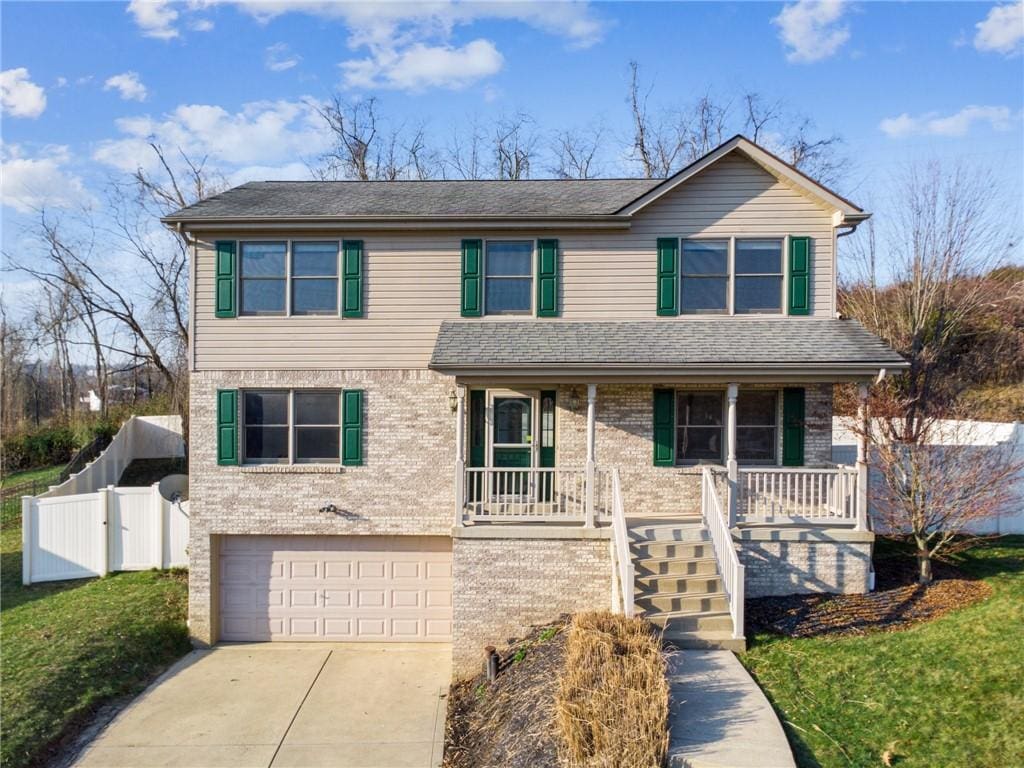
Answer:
[
  {"left": 163, "top": 179, "right": 662, "bottom": 221},
  {"left": 429, "top": 319, "right": 907, "bottom": 371}
]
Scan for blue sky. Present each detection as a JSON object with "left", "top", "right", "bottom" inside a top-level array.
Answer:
[{"left": 2, "top": 1, "right": 1022, "bottom": 270}]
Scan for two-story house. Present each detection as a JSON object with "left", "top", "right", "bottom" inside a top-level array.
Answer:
[{"left": 164, "top": 135, "right": 906, "bottom": 676}]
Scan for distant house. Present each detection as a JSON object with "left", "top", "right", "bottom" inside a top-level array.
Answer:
[{"left": 164, "top": 135, "right": 906, "bottom": 675}]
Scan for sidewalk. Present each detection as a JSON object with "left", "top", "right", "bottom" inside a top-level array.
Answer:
[{"left": 666, "top": 649, "right": 796, "bottom": 768}]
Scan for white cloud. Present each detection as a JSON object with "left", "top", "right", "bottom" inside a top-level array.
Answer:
[
  {"left": 974, "top": 2, "right": 1024, "bottom": 56},
  {"left": 209, "top": 1, "right": 605, "bottom": 91},
  {"left": 1, "top": 68, "right": 47, "bottom": 118},
  {"left": 55, "top": 76, "right": 68, "bottom": 88},
  {"left": 92, "top": 99, "right": 333, "bottom": 174},
  {"left": 265, "top": 43, "right": 300, "bottom": 72},
  {"left": 879, "top": 105, "right": 1016, "bottom": 138},
  {"left": 773, "top": 0, "right": 850, "bottom": 63},
  {"left": 127, "top": 0, "right": 179, "bottom": 39},
  {"left": 104, "top": 71, "right": 148, "bottom": 101},
  {"left": 190, "top": 18, "right": 215, "bottom": 32},
  {"left": 342, "top": 39, "right": 503, "bottom": 91},
  {"left": 0, "top": 143, "right": 92, "bottom": 213}
]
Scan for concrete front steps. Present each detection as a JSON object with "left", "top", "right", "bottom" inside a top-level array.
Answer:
[{"left": 629, "top": 518, "right": 746, "bottom": 653}]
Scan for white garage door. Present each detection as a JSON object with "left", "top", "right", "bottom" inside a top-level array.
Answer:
[{"left": 218, "top": 535, "right": 453, "bottom": 642}]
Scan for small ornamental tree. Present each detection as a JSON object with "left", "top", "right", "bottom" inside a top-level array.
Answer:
[{"left": 857, "top": 405, "right": 1022, "bottom": 584}]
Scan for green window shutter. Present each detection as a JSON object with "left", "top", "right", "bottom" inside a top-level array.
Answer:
[
  {"left": 536, "top": 239, "right": 559, "bottom": 317},
  {"left": 342, "top": 240, "right": 363, "bottom": 318},
  {"left": 652, "top": 388, "right": 675, "bottom": 466},
  {"left": 214, "top": 241, "right": 237, "bottom": 318},
  {"left": 656, "top": 238, "right": 679, "bottom": 316},
  {"left": 788, "top": 236, "right": 811, "bottom": 316},
  {"left": 782, "top": 387, "right": 805, "bottom": 467},
  {"left": 468, "top": 390, "right": 485, "bottom": 468},
  {"left": 461, "top": 239, "right": 483, "bottom": 317},
  {"left": 342, "top": 389, "right": 364, "bottom": 466},
  {"left": 216, "top": 389, "right": 239, "bottom": 466}
]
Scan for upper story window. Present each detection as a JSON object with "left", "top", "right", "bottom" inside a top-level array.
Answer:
[
  {"left": 680, "top": 238, "right": 783, "bottom": 315},
  {"left": 485, "top": 241, "right": 532, "bottom": 315},
  {"left": 240, "top": 242, "right": 287, "bottom": 315},
  {"left": 735, "top": 240, "right": 783, "bottom": 314},
  {"left": 292, "top": 242, "right": 339, "bottom": 315},
  {"left": 239, "top": 241, "right": 341, "bottom": 317}
]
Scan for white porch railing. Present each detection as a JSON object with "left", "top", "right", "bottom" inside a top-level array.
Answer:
[
  {"left": 609, "top": 468, "right": 635, "bottom": 617},
  {"left": 462, "top": 467, "right": 611, "bottom": 524},
  {"left": 737, "top": 465, "right": 862, "bottom": 527},
  {"left": 701, "top": 467, "right": 744, "bottom": 640}
]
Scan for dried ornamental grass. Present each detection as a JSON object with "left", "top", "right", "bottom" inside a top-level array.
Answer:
[{"left": 555, "top": 612, "right": 669, "bottom": 768}]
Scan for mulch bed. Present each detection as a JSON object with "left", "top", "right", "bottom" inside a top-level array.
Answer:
[
  {"left": 746, "top": 555, "right": 992, "bottom": 638},
  {"left": 445, "top": 619, "right": 568, "bottom": 768}
]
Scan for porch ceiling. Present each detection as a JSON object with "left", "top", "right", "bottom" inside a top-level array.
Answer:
[{"left": 429, "top": 318, "right": 908, "bottom": 380}]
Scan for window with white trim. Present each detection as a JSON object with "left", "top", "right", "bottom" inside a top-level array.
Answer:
[
  {"left": 679, "top": 237, "right": 784, "bottom": 315},
  {"left": 243, "top": 390, "right": 342, "bottom": 464},
  {"left": 674, "top": 389, "right": 780, "bottom": 465},
  {"left": 239, "top": 241, "right": 341, "bottom": 317},
  {"left": 484, "top": 241, "right": 532, "bottom": 314}
]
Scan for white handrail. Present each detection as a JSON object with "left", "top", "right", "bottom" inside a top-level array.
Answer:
[
  {"left": 701, "top": 467, "right": 744, "bottom": 640},
  {"left": 737, "top": 465, "right": 860, "bottom": 524},
  {"left": 609, "top": 468, "right": 634, "bottom": 617}
]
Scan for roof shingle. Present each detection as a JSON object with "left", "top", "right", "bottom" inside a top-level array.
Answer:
[
  {"left": 429, "top": 319, "right": 907, "bottom": 371},
  {"left": 164, "top": 179, "right": 662, "bottom": 221}
]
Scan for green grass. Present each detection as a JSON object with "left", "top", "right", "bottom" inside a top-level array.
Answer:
[
  {"left": 741, "top": 537, "right": 1024, "bottom": 768},
  {"left": 0, "top": 496, "right": 190, "bottom": 768},
  {"left": 1, "top": 465, "right": 64, "bottom": 490}
]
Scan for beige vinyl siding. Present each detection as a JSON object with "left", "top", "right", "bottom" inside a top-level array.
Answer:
[{"left": 193, "top": 153, "right": 836, "bottom": 371}]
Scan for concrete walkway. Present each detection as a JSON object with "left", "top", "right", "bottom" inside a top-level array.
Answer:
[
  {"left": 666, "top": 650, "right": 796, "bottom": 768},
  {"left": 74, "top": 643, "right": 451, "bottom": 768}
]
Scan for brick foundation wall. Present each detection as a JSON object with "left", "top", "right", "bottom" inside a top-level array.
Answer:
[
  {"left": 735, "top": 533, "right": 873, "bottom": 597},
  {"left": 451, "top": 535, "right": 612, "bottom": 678}
]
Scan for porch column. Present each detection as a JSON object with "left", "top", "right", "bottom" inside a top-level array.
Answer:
[
  {"left": 855, "top": 382, "right": 869, "bottom": 532},
  {"left": 584, "top": 383, "right": 597, "bottom": 529},
  {"left": 726, "top": 383, "right": 738, "bottom": 528},
  {"left": 454, "top": 386, "right": 466, "bottom": 527}
]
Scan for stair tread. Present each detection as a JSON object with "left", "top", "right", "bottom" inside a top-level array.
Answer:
[
  {"left": 635, "top": 590, "right": 728, "bottom": 600},
  {"left": 646, "top": 607, "right": 731, "bottom": 618},
  {"left": 635, "top": 555, "right": 719, "bottom": 565}
]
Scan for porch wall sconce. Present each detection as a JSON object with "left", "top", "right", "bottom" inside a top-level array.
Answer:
[
  {"left": 448, "top": 389, "right": 459, "bottom": 413},
  {"left": 567, "top": 387, "right": 581, "bottom": 413}
]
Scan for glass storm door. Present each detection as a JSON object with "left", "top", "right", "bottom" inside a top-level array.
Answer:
[{"left": 491, "top": 394, "right": 534, "bottom": 498}]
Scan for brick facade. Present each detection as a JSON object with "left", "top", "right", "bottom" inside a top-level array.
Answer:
[
  {"left": 735, "top": 532, "right": 873, "bottom": 598},
  {"left": 188, "top": 372, "right": 841, "bottom": 653},
  {"left": 451, "top": 534, "right": 611, "bottom": 678}
]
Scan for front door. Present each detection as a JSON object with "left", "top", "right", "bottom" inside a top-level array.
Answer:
[{"left": 491, "top": 395, "right": 534, "bottom": 469}]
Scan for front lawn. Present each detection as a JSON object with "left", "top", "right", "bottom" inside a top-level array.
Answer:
[
  {"left": 742, "top": 537, "right": 1024, "bottom": 768},
  {"left": 0, "top": 492, "right": 190, "bottom": 768}
]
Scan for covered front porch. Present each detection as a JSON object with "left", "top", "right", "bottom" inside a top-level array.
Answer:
[{"left": 447, "top": 381, "right": 872, "bottom": 533}]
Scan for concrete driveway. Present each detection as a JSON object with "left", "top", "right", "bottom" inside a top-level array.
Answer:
[{"left": 74, "top": 643, "right": 451, "bottom": 768}]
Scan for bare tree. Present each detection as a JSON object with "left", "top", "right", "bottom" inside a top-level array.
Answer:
[
  {"left": 549, "top": 126, "right": 606, "bottom": 179},
  {"left": 30, "top": 280, "right": 77, "bottom": 419},
  {"left": 841, "top": 161, "right": 1021, "bottom": 582},
  {"left": 1, "top": 299, "right": 31, "bottom": 432},
  {"left": 445, "top": 119, "right": 489, "bottom": 180},
  {"left": 743, "top": 92, "right": 782, "bottom": 144},
  {"left": 312, "top": 95, "right": 437, "bottom": 181},
  {"left": 778, "top": 118, "right": 843, "bottom": 187},
  {"left": 856, "top": 412, "right": 1022, "bottom": 584},
  {"left": 843, "top": 161, "right": 1016, "bottom": 435},
  {"left": 494, "top": 113, "right": 537, "bottom": 180}
]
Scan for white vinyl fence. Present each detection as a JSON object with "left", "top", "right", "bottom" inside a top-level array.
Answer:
[
  {"left": 42, "top": 415, "right": 184, "bottom": 499},
  {"left": 22, "top": 475, "right": 189, "bottom": 584},
  {"left": 833, "top": 417, "right": 1024, "bottom": 535}
]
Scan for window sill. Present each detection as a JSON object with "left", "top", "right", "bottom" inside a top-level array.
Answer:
[{"left": 240, "top": 464, "right": 345, "bottom": 474}]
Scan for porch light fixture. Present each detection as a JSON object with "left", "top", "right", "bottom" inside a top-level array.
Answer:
[
  {"left": 567, "top": 387, "right": 581, "bottom": 413},
  {"left": 448, "top": 389, "right": 459, "bottom": 413}
]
